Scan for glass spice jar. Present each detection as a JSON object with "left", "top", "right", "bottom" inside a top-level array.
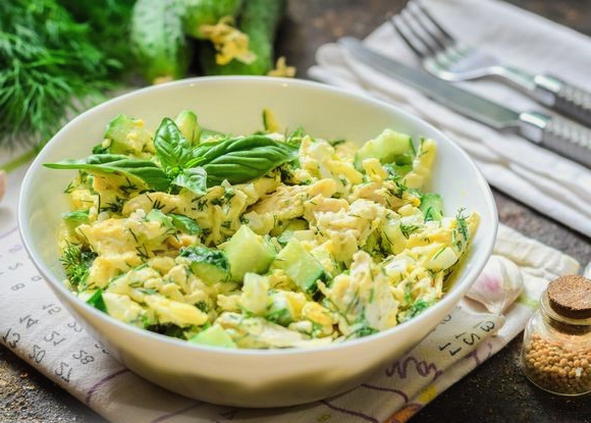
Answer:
[{"left": 521, "top": 275, "right": 591, "bottom": 396}]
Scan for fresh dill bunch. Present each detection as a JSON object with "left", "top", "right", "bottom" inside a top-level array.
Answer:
[
  {"left": 59, "top": 0, "right": 136, "bottom": 69},
  {"left": 60, "top": 242, "right": 97, "bottom": 290},
  {"left": 0, "top": 0, "right": 124, "bottom": 147}
]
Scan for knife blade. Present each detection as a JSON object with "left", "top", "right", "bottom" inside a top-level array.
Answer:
[{"left": 340, "top": 37, "right": 591, "bottom": 168}]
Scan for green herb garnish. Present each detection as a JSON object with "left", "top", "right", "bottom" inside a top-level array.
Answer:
[
  {"left": 60, "top": 242, "right": 97, "bottom": 289},
  {"left": 400, "top": 223, "right": 420, "bottom": 239},
  {"left": 0, "top": 0, "right": 131, "bottom": 147},
  {"left": 44, "top": 154, "right": 170, "bottom": 192},
  {"left": 192, "top": 135, "right": 298, "bottom": 187}
]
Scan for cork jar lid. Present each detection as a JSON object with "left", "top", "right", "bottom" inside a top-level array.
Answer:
[{"left": 547, "top": 275, "right": 591, "bottom": 319}]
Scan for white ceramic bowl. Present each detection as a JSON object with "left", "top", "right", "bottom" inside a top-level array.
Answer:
[{"left": 19, "top": 76, "right": 497, "bottom": 407}]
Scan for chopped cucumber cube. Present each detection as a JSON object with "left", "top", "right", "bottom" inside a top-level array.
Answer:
[
  {"left": 272, "top": 239, "right": 324, "bottom": 293},
  {"left": 355, "top": 129, "right": 413, "bottom": 168},
  {"left": 224, "top": 225, "right": 276, "bottom": 282},
  {"left": 189, "top": 324, "right": 237, "bottom": 348},
  {"left": 420, "top": 193, "right": 443, "bottom": 222},
  {"left": 86, "top": 288, "right": 106, "bottom": 312},
  {"left": 180, "top": 246, "right": 230, "bottom": 285},
  {"left": 262, "top": 108, "right": 281, "bottom": 133},
  {"left": 175, "top": 110, "right": 201, "bottom": 145},
  {"left": 104, "top": 114, "right": 152, "bottom": 155}
]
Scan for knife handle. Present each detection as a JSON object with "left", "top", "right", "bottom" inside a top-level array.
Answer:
[
  {"left": 519, "top": 111, "right": 591, "bottom": 168},
  {"left": 534, "top": 75, "right": 591, "bottom": 127}
]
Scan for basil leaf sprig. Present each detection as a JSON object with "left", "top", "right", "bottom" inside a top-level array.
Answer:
[
  {"left": 44, "top": 154, "right": 170, "bottom": 191},
  {"left": 191, "top": 135, "right": 298, "bottom": 186},
  {"left": 154, "top": 117, "right": 194, "bottom": 172},
  {"left": 153, "top": 118, "right": 207, "bottom": 194},
  {"left": 172, "top": 167, "right": 207, "bottom": 196},
  {"left": 44, "top": 118, "right": 204, "bottom": 194},
  {"left": 45, "top": 115, "right": 299, "bottom": 195}
]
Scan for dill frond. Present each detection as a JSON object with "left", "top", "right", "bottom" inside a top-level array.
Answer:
[
  {"left": 59, "top": 242, "right": 97, "bottom": 290},
  {"left": 0, "top": 0, "right": 130, "bottom": 147}
]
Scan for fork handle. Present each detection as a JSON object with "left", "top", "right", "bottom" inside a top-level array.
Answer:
[
  {"left": 534, "top": 75, "right": 591, "bottom": 127},
  {"left": 519, "top": 111, "right": 591, "bottom": 167}
]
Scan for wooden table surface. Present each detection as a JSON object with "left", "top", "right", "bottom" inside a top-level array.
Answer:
[{"left": 2, "top": 1, "right": 591, "bottom": 422}]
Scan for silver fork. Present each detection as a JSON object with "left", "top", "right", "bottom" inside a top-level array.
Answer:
[{"left": 391, "top": 0, "right": 591, "bottom": 127}]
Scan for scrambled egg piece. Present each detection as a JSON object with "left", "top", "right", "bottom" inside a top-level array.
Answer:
[
  {"left": 320, "top": 251, "right": 399, "bottom": 336},
  {"left": 55, "top": 113, "right": 479, "bottom": 350}
]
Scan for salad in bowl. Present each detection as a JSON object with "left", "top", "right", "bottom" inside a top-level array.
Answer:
[{"left": 46, "top": 109, "right": 479, "bottom": 350}]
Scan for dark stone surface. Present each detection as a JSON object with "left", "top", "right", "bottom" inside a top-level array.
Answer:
[
  {"left": 2, "top": 1, "right": 591, "bottom": 422},
  {"left": 0, "top": 347, "right": 102, "bottom": 423}
]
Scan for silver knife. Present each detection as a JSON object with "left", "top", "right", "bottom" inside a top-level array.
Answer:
[{"left": 341, "top": 37, "right": 591, "bottom": 168}]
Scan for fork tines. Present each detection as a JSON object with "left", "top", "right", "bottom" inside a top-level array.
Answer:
[{"left": 390, "top": 0, "right": 455, "bottom": 58}]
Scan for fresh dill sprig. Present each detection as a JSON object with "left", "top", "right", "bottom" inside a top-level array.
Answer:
[
  {"left": 59, "top": 242, "right": 97, "bottom": 290},
  {"left": 58, "top": 0, "right": 136, "bottom": 68},
  {"left": 0, "top": 0, "right": 131, "bottom": 147},
  {"left": 455, "top": 208, "right": 470, "bottom": 250},
  {"left": 456, "top": 208, "right": 469, "bottom": 239}
]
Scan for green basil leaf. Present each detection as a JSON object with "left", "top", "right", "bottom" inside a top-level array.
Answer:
[
  {"left": 169, "top": 214, "right": 201, "bottom": 235},
  {"left": 154, "top": 117, "right": 193, "bottom": 172},
  {"left": 172, "top": 167, "right": 207, "bottom": 195},
  {"left": 190, "top": 135, "right": 298, "bottom": 186},
  {"left": 44, "top": 154, "right": 170, "bottom": 192},
  {"left": 190, "top": 135, "right": 287, "bottom": 163}
]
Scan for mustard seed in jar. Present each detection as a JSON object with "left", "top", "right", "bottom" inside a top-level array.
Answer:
[{"left": 521, "top": 275, "right": 591, "bottom": 396}]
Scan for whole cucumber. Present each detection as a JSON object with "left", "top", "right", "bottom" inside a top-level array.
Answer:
[
  {"left": 131, "top": 0, "right": 190, "bottom": 84},
  {"left": 201, "top": 0, "right": 286, "bottom": 75},
  {"left": 181, "top": 0, "right": 243, "bottom": 39}
]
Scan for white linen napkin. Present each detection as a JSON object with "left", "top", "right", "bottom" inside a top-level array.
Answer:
[
  {"left": 308, "top": 0, "right": 591, "bottom": 237},
  {"left": 0, "top": 156, "right": 580, "bottom": 422}
]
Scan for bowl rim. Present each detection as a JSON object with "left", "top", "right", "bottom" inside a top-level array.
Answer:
[{"left": 18, "top": 75, "right": 498, "bottom": 357}]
